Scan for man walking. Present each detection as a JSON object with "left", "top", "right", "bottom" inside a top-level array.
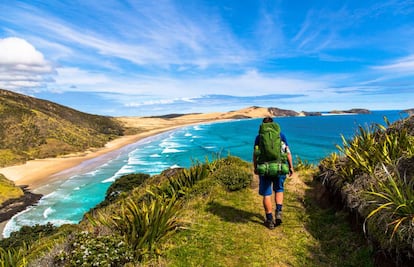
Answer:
[{"left": 253, "top": 116, "right": 294, "bottom": 229}]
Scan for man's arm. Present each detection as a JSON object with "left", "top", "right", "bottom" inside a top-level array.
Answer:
[
  {"left": 286, "top": 147, "right": 294, "bottom": 176},
  {"left": 253, "top": 136, "right": 259, "bottom": 174},
  {"left": 253, "top": 151, "right": 258, "bottom": 174}
]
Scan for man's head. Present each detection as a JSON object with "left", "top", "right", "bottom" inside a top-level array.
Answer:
[{"left": 263, "top": 116, "right": 273, "bottom": 123}]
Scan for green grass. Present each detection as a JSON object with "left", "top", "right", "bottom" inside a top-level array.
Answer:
[{"left": 164, "top": 169, "right": 373, "bottom": 267}]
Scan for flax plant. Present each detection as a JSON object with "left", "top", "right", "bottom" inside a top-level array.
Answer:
[
  {"left": 337, "top": 124, "right": 380, "bottom": 175},
  {"left": 154, "top": 163, "right": 209, "bottom": 198},
  {"left": 110, "top": 193, "right": 186, "bottom": 260},
  {"left": 364, "top": 165, "right": 414, "bottom": 247},
  {"left": 294, "top": 156, "right": 314, "bottom": 171},
  {"left": 336, "top": 119, "right": 414, "bottom": 184},
  {"left": 0, "top": 247, "right": 27, "bottom": 267}
]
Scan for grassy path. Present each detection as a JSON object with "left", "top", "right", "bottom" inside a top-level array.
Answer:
[{"left": 164, "top": 169, "right": 373, "bottom": 266}]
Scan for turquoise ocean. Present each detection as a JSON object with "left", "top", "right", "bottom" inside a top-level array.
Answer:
[{"left": 2, "top": 110, "right": 408, "bottom": 237}]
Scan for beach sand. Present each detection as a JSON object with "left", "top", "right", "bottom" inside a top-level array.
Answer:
[{"left": 0, "top": 118, "right": 208, "bottom": 191}]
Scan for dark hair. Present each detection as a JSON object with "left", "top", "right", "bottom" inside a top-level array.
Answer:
[{"left": 263, "top": 116, "right": 273, "bottom": 123}]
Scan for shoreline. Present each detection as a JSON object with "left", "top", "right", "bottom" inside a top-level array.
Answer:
[
  {"left": 0, "top": 124, "right": 194, "bottom": 192},
  {"left": 0, "top": 117, "right": 231, "bottom": 237}
]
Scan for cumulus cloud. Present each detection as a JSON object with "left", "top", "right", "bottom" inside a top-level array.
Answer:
[{"left": 0, "top": 37, "right": 54, "bottom": 90}]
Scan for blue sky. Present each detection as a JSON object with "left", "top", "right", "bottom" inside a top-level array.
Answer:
[{"left": 0, "top": 0, "right": 413, "bottom": 116}]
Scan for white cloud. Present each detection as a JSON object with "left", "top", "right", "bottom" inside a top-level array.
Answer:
[
  {"left": 2, "top": 2, "right": 250, "bottom": 69},
  {"left": 0, "top": 37, "right": 47, "bottom": 65},
  {"left": 373, "top": 55, "right": 414, "bottom": 72},
  {"left": 0, "top": 37, "right": 54, "bottom": 90},
  {"left": 54, "top": 67, "right": 110, "bottom": 86}
]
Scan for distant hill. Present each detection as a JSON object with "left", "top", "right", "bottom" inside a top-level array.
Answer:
[
  {"left": 329, "top": 108, "right": 371, "bottom": 114},
  {"left": 0, "top": 89, "right": 124, "bottom": 167},
  {"left": 147, "top": 106, "right": 299, "bottom": 120},
  {"left": 404, "top": 108, "right": 414, "bottom": 115}
]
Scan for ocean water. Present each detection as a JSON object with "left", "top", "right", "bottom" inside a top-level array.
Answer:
[{"left": 2, "top": 110, "right": 408, "bottom": 237}]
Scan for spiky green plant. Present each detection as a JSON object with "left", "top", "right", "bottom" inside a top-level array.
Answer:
[
  {"left": 109, "top": 193, "right": 186, "bottom": 260},
  {"left": 153, "top": 163, "right": 209, "bottom": 198},
  {"left": 334, "top": 118, "right": 414, "bottom": 184},
  {"left": 337, "top": 124, "right": 380, "bottom": 175},
  {"left": 294, "top": 156, "right": 314, "bottom": 171},
  {"left": 0, "top": 247, "right": 27, "bottom": 267},
  {"left": 364, "top": 165, "right": 414, "bottom": 247}
]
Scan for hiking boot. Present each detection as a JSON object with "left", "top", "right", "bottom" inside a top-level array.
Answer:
[
  {"left": 275, "top": 212, "right": 282, "bottom": 226},
  {"left": 264, "top": 219, "right": 275, "bottom": 230}
]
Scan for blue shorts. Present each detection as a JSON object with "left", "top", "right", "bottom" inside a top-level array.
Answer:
[{"left": 259, "top": 175, "right": 287, "bottom": 196}]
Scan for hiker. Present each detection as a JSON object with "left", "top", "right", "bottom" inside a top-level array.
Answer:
[{"left": 253, "top": 116, "right": 294, "bottom": 229}]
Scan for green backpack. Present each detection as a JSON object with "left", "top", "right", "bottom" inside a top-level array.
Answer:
[{"left": 255, "top": 122, "right": 289, "bottom": 176}]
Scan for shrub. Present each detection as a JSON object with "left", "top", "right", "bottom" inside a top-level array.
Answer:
[
  {"left": 207, "top": 156, "right": 252, "bottom": 191},
  {"left": 55, "top": 231, "right": 133, "bottom": 266},
  {"left": 0, "top": 223, "right": 57, "bottom": 251},
  {"left": 213, "top": 164, "right": 252, "bottom": 191},
  {"left": 105, "top": 173, "right": 150, "bottom": 202}
]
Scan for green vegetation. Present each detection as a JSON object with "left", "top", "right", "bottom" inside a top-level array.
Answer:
[
  {"left": 165, "top": 168, "right": 372, "bottom": 267},
  {"left": 318, "top": 116, "right": 414, "bottom": 263},
  {"left": 96, "top": 173, "right": 150, "bottom": 208},
  {"left": 0, "top": 174, "right": 23, "bottom": 205},
  {"left": 55, "top": 231, "right": 134, "bottom": 266},
  {"left": 1, "top": 156, "right": 376, "bottom": 266},
  {"left": 0, "top": 246, "right": 28, "bottom": 267},
  {"left": 0, "top": 89, "right": 125, "bottom": 167}
]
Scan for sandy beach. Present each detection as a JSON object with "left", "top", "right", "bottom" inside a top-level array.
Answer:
[{"left": 0, "top": 119, "right": 207, "bottom": 191}]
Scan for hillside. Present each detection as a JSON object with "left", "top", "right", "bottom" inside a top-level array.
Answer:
[
  {"left": 0, "top": 174, "right": 23, "bottom": 206},
  {"left": 0, "top": 89, "right": 124, "bottom": 167}
]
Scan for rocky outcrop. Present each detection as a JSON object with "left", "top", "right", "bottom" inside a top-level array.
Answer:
[
  {"left": 0, "top": 186, "right": 42, "bottom": 223},
  {"left": 329, "top": 108, "right": 371, "bottom": 114},
  {"left": 299, "top": 111, "right": 322, "bottom": 116},
  {"left": 268, "top": 107, "right": 299, "bottom": 117}
]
